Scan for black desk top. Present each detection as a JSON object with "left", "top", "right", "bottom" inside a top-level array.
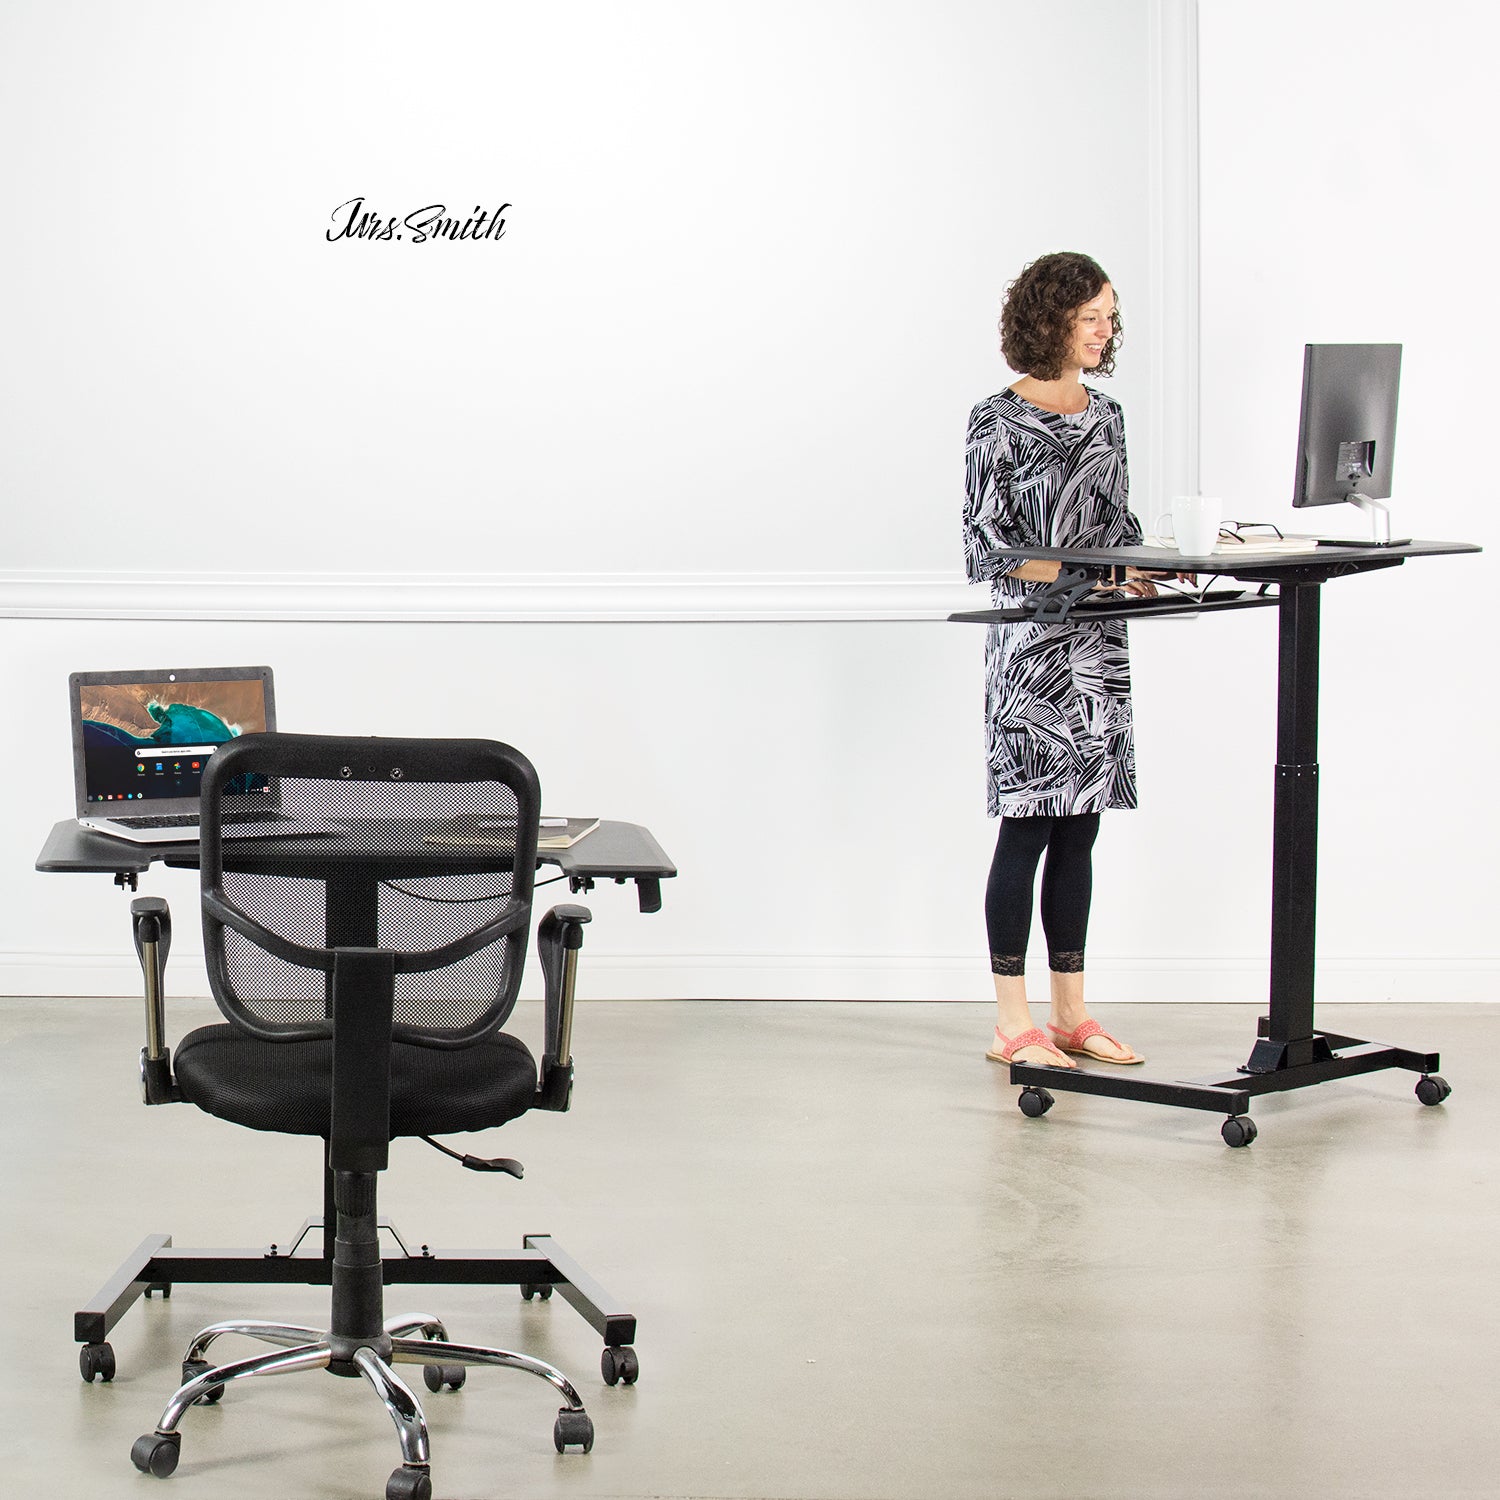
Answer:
[
  {"left": 37, "top": 818, "right": 677, "bottom": 910},
  {"left": 954, "top": 538, "right": 1481, "bottom": 624},
  {"left": 986, "top": 537, "right": 1480, "bottom": 576}
]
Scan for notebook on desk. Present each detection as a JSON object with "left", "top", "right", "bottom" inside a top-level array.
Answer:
[{"left": 69, "top": 665, "right": 331, "bottom": 844}]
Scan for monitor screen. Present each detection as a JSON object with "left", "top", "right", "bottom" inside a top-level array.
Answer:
[
  {"left": 1293, "top": 343, "right": 1402, "bottom": 510},
  {"left": 74, "top": 669, "right": 273, "bottom": 808}
]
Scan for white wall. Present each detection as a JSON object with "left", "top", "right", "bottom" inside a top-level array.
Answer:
[
  {"left": 6, "top": 616, "right": 992, "bottom": 998},
  {"left": 0, "top": 0, "right": 1160, "bottom": 578},
  {"left": 2, "top": 2, "right": 1491, "bottom": 1004}
]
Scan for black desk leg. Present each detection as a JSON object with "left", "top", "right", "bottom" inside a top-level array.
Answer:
[
  {"left": 1008, "top": 577, "right": 1450, "bottom": 1144},
  {"left": 1250, "top": 578, "right": 1324, "bottom": 1070}
]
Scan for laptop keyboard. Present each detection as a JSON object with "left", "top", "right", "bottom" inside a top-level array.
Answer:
[{"left": 115, "top": 809, "right": 289, "bottom": 829}]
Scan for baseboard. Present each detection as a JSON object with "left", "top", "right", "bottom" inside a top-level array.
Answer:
[{"left": 3, "top": 950, "right": 1494, "bottom": 1004}]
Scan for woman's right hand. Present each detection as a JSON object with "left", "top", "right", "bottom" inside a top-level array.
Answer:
[{"left": 1096, "top": 567, "right": 1158, "bottom": 598}]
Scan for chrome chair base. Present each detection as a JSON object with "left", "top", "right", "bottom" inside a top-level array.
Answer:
[{"left": 130, "top": 1312, "right": 594, "bottom": 1495}]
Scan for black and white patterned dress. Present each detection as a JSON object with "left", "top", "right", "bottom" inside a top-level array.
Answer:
[{"left": 962, "top": 386, "right": 1143, "bottom": 818}]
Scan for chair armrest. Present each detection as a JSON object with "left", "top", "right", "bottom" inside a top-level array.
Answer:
[
  {"left": 535, "top": 903, "right": 591, "bottom": 1111},
  {"left": 130, "top": 897, "right": 180, "bottom": 1105}
]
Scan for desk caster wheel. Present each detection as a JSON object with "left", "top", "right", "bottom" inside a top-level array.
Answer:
[
  {"left": 1416, "top": 1075, "right": 1451, "bottom": 1107},
  {"left": 554, "top": 1407, "right": 595, "bottom": 1453},
  {"left": 521, "top": 1281, "right": 553, "bottom": 1301},
  {"left": 131, "top": 1432, "right": 180, "bottom": 1478},
  {"left": 601, "top": 1345, "right": 639, "bottom": 1386},
  {"left": 1222, "top": 1116, "right": 1257, "bottom": 1148},
  {"left": 1018, "top": 1087, "right": 1054, "bottom": 1119},
  {"left": 385, "top": 1463, "right": 432, "bottom": 1500},
  {"left": 80, "top": 1341, "right": 115, "bottom": 1383},
  {"left": 423, "top": 1363, "right": 467, "bottom": 1392},
  {"left": 182, "top": 1358, "right": 225, "bottom": 1404}
]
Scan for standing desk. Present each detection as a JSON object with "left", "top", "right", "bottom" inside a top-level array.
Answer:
[
  {"left": 952, "top": 538, "right": 1480, "bottom": 1145},
  {"left": 36, "top": 817, "right": 675, "bottom": 1377}
]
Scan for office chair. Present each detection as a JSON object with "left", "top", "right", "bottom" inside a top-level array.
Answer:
[{"left": 122, "top": 733, "right": 605, "bottom": 1500}]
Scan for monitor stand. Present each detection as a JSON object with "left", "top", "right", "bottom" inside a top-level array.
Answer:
[{"left": 1332, "top": 490, "right": 1410, "bottom": 547}]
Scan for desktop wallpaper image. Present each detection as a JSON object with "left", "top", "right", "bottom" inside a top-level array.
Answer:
[{"left": 79, "top": 681, "right": 265, "bottom": 751}]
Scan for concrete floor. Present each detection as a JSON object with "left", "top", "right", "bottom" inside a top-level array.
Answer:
[{"left": 2, "top": 996, "right": 1496, "bottom": 1500}]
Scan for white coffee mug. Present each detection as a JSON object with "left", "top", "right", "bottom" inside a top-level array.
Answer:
[{"left": 1158, "top": 495, "right": 1223, "bottom": 556}]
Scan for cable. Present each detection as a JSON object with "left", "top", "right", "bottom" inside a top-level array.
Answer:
[{"left": 379, "top": 870, "right": 569, "bottom": 904}]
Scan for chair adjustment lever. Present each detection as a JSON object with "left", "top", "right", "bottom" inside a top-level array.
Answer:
[
  {"left": 461, "top": 1155, "right": 525, "bottom": 1177},
  {"left": 419, "top": 1135, "right": 524, "bottom": 1177}
]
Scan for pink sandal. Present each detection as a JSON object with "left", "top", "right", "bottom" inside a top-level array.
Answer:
[
  {"left": 1047, "top": 1018, "right": 1144, "bottom": 1065},
  {"left": 985, "top": 1026, "right": 1073, "bottom": 1067}
]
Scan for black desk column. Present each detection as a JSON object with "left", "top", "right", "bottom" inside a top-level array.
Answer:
[{"left": 1249, "top": 577, "right": 1327, "bottom": 1073}]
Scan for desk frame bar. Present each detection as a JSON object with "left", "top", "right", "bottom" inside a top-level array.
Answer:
[{"left": 75, "top": 1229, "right": 636, "bottom": 1350}]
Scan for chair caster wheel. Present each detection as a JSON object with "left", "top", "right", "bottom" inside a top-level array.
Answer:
[
  {"left": 1416, "top": 1074, "right": 1451, "bottom": 1107},
  {"left": 80, "top": 1341, "right": 116, "bottom": 1383},
  {"left": 601, "top": 1345, "right": 639, "bottom": 1386},
  {"left": 131, "top": 1432, "right": 181, "bottom": 1478},
  {"left": 1222, "top": 1115, "right": 1257, "bottom": 1148},
  {"left": 521, "top": 1281, "right": 553, "bottom": 1301},
  {"left": 554, "top": 1407, "right": 595, "bottom": 1453},
  {"left": 1017, "top": 1086, "right": 1054, "bottom": 1119},
  {"left": 422, "top": 1362, "right": 467, "bottom": 1392},
  {"left": 385, "top": 1463, "right": 433, "bottom": 1500},
  {"left": 182, "top": 1358, "right": 225, "bottom": 1404}
]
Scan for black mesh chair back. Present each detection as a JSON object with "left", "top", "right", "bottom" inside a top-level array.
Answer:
[{"left": 201, "top": 733, "right": 540, "bottom": 1050}]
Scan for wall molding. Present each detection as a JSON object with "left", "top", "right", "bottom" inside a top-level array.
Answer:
[{"left": 0, "top": 569, "right": 982, "bottom": 624}]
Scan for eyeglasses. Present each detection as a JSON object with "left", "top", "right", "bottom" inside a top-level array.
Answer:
[{"left": 1217, "top": 521, "right": 1285, "bottom": 544}]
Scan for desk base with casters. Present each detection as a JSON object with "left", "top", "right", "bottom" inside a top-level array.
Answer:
[
  {"left": 76, "top": 1226, "right": 642, "bottom": 1393},
  {"left": 38, "top": 817, "right": 674, "bottom": 1390},
  {"left": 954, "top": 538, "right": 1478, "bottom": 1145}
]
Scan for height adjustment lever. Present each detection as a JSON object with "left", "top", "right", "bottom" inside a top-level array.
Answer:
[{"left": 1027, "top": 566, "right": 1104, "bottom": 623}]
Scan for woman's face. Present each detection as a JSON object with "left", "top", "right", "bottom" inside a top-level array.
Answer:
[{"left": 1068, "top": 283, "right": 1115, "bottom": 372}]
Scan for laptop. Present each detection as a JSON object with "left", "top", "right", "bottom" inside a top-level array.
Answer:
[{"left": 70, "top": 666, "right": 327, "bottom": 844}]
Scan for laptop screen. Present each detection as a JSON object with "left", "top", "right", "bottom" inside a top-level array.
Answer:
[{"left": 71, "top": 667, "right": 276, "bottom": 815}]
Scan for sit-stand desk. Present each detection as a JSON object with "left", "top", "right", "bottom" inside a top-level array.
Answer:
[
  {"left": 952, "top": 538, "right": 1480, "bottom": 1145},
  {"left": 36, "top": 817, "right": 675, "bottom": 1378}
]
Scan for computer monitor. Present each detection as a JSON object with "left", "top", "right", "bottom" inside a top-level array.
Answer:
[{"left": 1292, "top": 343, "right": 1403, "bottom": 544}]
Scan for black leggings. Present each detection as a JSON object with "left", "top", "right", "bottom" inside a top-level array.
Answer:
[{"left": 985, "top": 813, "right": 1100, "bottom": 976}]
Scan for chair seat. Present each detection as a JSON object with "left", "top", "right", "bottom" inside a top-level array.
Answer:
[{"left": 174, "top": 1025, "right": 538, "bottom": 1138}]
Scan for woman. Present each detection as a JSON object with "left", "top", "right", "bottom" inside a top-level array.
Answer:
[{"left": 962, "top": 251, "right": 1153, "bottom": 1069}]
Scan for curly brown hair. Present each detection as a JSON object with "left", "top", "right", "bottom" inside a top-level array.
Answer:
[{"left": 1000, "top": 251, "right": 1121, "bottom": 380}]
